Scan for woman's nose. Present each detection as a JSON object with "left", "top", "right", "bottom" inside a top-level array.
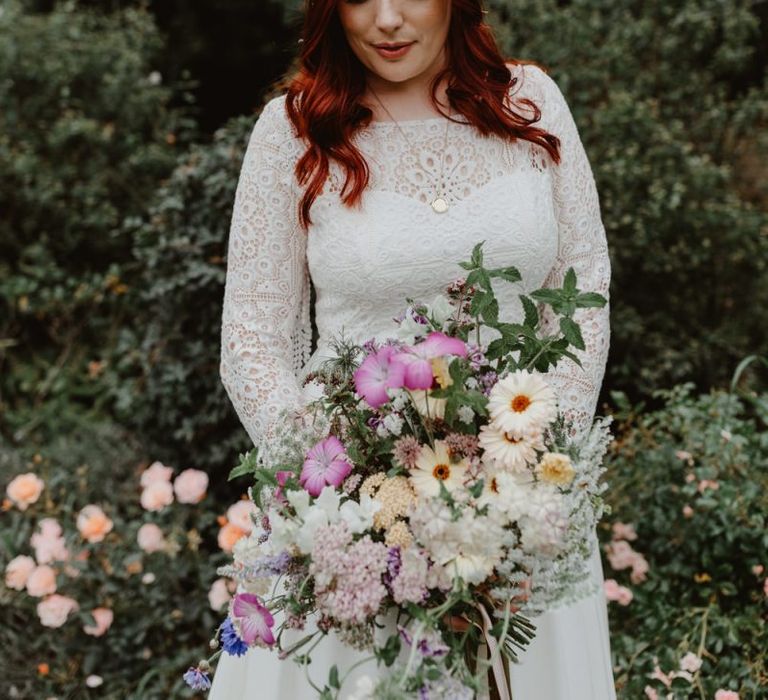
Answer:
[{"left": 374, "top": 0, "right": 404, "bottom": 32}]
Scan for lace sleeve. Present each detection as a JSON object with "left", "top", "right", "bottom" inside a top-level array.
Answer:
[
  {"left": 219, "top": 97, "right": 313, "bottom": 457},
  {"left": 527, "top": 66, "right": 612, "bottom": 440}
]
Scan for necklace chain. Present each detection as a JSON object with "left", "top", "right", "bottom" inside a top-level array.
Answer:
[{"left": 367, "top": 87, "right": 453, "bottom": 214}]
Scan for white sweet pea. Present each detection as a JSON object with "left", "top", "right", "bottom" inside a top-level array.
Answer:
[
  {"left": 314, "top": 486, "right": 341, "bottom": 518},
  {"left": 340, "top": 493, "right": 381, "bottom": 534},
  {"left": 286, "top": 489, "right": 311, "bottom": 518},
  {"left": 429, "top": 294, "right": 455, "bottom": 326},
  {"left": 267, "top": 511, "right": 299, "bottom": 553},
  {"left": 382, "top": 413, "right": 404, "bottom": 436},
  {"left": 394, "top": 308, "right": 428, "bottom": 344},
  {"left": 296, "top": 507, "right": 331, "bottom": 554}
]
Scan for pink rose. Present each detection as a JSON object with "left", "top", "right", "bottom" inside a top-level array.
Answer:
[
  {"left": 26, "top": 564, "right": 58, "bottom": 597},
  {"left": 208, "top": 578, "right": 233, "bottom": 611},
  {"left": 140, "top": 461, "right": 174, "bottom": 488},
  {"left": 217, "top": 523, "right": 246, "bottom": 553},
  {"left": 675, "top": 450, "right": 694, "bottom": 463},
  {"left": 649, "top": 665, "right": 672, "bottom": 688},
  {"left": 173, "top": 469, "right": 209, "bottom": 504},
  {"left": 714, "top": 691, "right": 739, "bottom": 700},
  {"left": 697, "top": 479, "right": 719, "bottom": 493},
  {"left": 611, "top": 522, "right": 637, "bottom": 541},
  {"left": 83, "top": 607, "right": 114, "bottom": 637},
  {"left": 137, "top": 523, "right": 166, "bottom": 553},
  {"left": 644, "top": 687, "right": 659, "bottom": 700},
  {"left": 226, "top": 500, "right": 258, "bottom": 534},
  {"left": 679, "top": 652, "right": 702, "bottom": 673},
  {"left": 604, "top": 579, "right": 633, "bottom": 606},
  {"left": 751, "top": 564, "right": 764, "bottom": 576},
  {"left": 6, "top": 472, "right": 45, "bottom": 510},
  {"left": 605, "top": 540, "right": 636, "bottom": 570},
  {"left": 31, "top": 518, "right": 69, "bottom": 564},
  {"left": 682, "top": 504, "right": 694, "bottom": 518},
  {"left": 76, "top": 504, "right": 114, "bottom": 543},
  {"left": 5, "top": 555, "right": 36, "bottom": 590},
  {"left": 630, "top": 554, "right": 650, "bottom": 584},
  {"left": 140, "top": 480, "right": 174, "bottom": 511},
  {"left": 36, "top": 594, "right": 79, "bottom": 628}
]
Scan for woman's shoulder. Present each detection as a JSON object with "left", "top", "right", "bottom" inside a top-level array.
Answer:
[
  {"left": 503, "top": 60, "right": 568, "bottom": 126},
  {"left": 251, "top": 93, "right": 303, "bottom": 153}
]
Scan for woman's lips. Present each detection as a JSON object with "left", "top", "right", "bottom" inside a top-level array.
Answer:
[{"left": 373, "top": 42, "right": 414, "bottom": 59}]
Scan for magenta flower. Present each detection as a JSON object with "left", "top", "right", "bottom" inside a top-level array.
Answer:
[
  {"left": 274, "top": 470, "right": 293, "bottom": 502},
  {"left": 394, "top": 331, "right": 468, "bottom": 390},
  {"left": 353, "top": 345, "right": 406, "bottom": 408},
  {"left": 300, "top": 436, "right": 353, "bottom": 497},
  {"left": 230, "top": 593, "right": 275, "bottom": 646}
]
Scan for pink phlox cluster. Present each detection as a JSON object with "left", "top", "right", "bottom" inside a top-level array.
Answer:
[
  {"left": 610, "top": 521, "right": 637, "bottom": 541},
  {"left": 604, "top": 539, "right": 649, "bottom": 584},
  {"left": 310, "top": 522, "right": 389, "bottom": 624},
  {"left": 444, "top": 432, "right": 480, "bottom": 459},
  {"left": 390, "top": 546, "right": 430, "bottom": 604}
]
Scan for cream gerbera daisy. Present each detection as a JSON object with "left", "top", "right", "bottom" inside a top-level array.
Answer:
[
  {"left": 409, "top": 440, "right": 467, "bottom": 499},
  {"left": 487, "top": 370, "right": 558, "bottom": 435},
  {"left": 478, "top": 422, "right": 544, "bottom": 472}
]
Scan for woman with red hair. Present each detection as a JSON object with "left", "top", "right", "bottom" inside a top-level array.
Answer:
[{"left": 212, "top": 0, "right": 614, "bottom": 697}]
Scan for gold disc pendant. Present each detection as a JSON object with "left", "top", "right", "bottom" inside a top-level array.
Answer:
[{"left": 431, "top": 196, "right": 449, "bottom": 213}]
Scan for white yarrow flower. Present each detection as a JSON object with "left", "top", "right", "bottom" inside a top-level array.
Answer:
[
  {"left": 487, "top": 370, "right": 558, "bottom": 435},
  {"left": 457, "top": 405, "right": 475, "bottom": 424}
]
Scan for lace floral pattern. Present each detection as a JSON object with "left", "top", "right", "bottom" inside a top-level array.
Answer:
[{"left": 219, "top": 63, "right": 610, "bottom": 458}]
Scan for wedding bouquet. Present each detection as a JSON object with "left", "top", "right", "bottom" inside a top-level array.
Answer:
[{"left": 185, "top": 242, "right": 612, "bottom": 698}]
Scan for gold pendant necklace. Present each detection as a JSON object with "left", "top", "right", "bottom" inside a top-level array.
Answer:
[{"left": 367, "top": 87, "right": 454, "bottom": 214}]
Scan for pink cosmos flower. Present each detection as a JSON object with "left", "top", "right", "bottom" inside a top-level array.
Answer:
[
  {"left": 230, "top": 592, "right": 275, "bottom": 646},
  {"left": 300, "top": 436, "right": 353, "bottom": 497},
  {"left": 714, "top": 691, "right": 739, "bottom": 700},
  {"left": 353, "top": 346, "right": 406, "bottom": 408},
  {"left": 393, "top": 331, "right": 467, "bottom": 390}
]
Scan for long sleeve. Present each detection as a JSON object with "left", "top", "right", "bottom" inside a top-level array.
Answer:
[
  {"left": 219, "top": 97, "right": 313, "bottom": 456},
  {"left": 528, "top": 66, "right": 612, "bottom": 440}
]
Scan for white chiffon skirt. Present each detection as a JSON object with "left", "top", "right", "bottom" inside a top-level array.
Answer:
[{"left": 209, "top": 531, "right": 616, "bottom": 700}]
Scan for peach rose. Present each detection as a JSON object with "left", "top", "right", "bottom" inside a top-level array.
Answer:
[
  {"left": 6, "top": 472, "right": 45, "bottom": 511},
  {"left": 140, "top": 480, "right": 174, "bottom": 511},
  {"left": 611, "top": 522, "right": 637, "bottom": 541},
  {"left": 5, "top": 554, "right": 36, "bottom": 590},
  {"left": 31, "top": 518, "right": 69, "bottom": 564},
  {"left": 682, "top": 504, "right": 694, "bottom": 518},
  {"left": 715, "top": 691, "right": 739, "bottom": 700},
  {"left": 217, "top": 522, "right": 246, "bottom": 552},
  {"left": 137, "top": 523, "right": 166, "bottom": 553},
  {"left": 36, "top": 593, "right": 79, "bottom": 628},
  {"left": 603, "top": 579, "right": 633, "bottom": 606},
  {"left": 173, "top": 469, "right": 209, "bottom": 504},
  {"left": 140, "top": 461, "right": 174, "bottom": 488},
  {"left": 26, "top": 564, "right": 58, "bottom": 597},
  {"left": 76, "top": 504, "right": 114, "bottom": 543},
  {"left": 83, "top": 607, "right": 114, "bottom": 637},
  {"left": 226, "top": 500, "right": 258, "bottom": 534},
  {"left": 208, "top": 577, "right": 232, "bottom": 611}
]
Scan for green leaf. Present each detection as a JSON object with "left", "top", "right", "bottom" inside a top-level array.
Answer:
[
  {"left": 470, "top": 241, "right": 486, "bottom": 267},
  {"left": 563, "top": 267, "right": 577, "bottom": 294},
  {"left": 482, "top": 298, "right": 499, "bottom": 324},
  {"left": 328, "top": 665, "right": 340, "bottom": 690},
  {"left": 529, "top": 288, "right": 562, "bottom": 305},
  {"left": 575, "top": 291, "right": 607, "bottom": 308},
  {"left": 520, "top": 295, "right": 539, "bottom": 328},
  {"left": 560, "top": 317, "right": 585, "bottom": 350},
  {"left": 490, "top": 266, "right": 521, "bottom": 283}
]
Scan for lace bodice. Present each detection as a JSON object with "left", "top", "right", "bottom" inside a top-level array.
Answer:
[{"left": 219, "top": 63, "right": 611, "bottom": 459}]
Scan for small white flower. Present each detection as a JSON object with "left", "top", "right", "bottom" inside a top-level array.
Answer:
[
  {"left": 429, "top": 294, "right": 455, "bottom": 326},
  {"left": 464, "top": 376, "right": 479, "bottom": 390},
  {"left": 339, "top": 493, "right": 380, "bottom": 534},
  {"left": 390, "top": 389, "right": 408, "bottom": 412},
  {"left": 267, "top": 511, "right": 299, "bottom": 553},
  {"left": 141, "top": 572, "right": 156, "bottom": 585},
  {"left": 383, "top": 413, "right": 404, "bottom": 436},
  {"left": 720, "top": 429, "right": 732, "bottom": 442},
  {"left": 457, "top": 405, "right": 474, "bottom": 424},
  {"left": 348, "top": 674, "right": 377, "bottom": 700},
  {"left": 85, "top": 675, "right": 103, "bottom": 688},
  {"left": 376, "top": 422, "right": 390, "bottom": 439},
  {"left": 487, "top": 370, "right": 558, "bottom": 435},
  {"left": 147, "top": 71, "right": 162, "bottom": 85},
  {"left": 286, "top": 489, "right": 310, "bottom": 518},
  {"left": 679, "top": 652, "right": 702, "bottom": 674}
]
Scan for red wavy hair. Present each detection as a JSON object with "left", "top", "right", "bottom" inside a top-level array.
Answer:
[{"left": 277, "top": 0, "right": 562, "bottom": 231}]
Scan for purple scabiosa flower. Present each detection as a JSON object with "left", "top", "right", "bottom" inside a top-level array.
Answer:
[
  {"left": 394, "top": 332, "right": 468, "bottom": 390},
  {"left": 353, "top": 346, "right": 406, "bottom": 408},
  {"left": 300, "top": 436, "right": 353, "bottom": 497},
  {"left": 183, "top": 666, "right": 212, "bottom": 691},
  {"left": 220, "top": 617, "right": 249, "bottom": 657},
  {"left": 230, "top": 592, "right": 275, "bottom": 646},
  {"left": 383, "top": 546, "right": 402, "bottom": 593},
  {"left": 478, "top": 370, "right": 498, "bottom": 396}
]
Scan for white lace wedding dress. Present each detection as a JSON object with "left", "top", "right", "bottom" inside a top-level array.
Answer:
[{"left": 209, "top": 62, "right": 616, "bottom": 699}]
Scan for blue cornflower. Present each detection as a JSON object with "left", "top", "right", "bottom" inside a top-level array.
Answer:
[
  {"left": 183, "top": 666, "right": 211, "bottom": 691},
  {"left": 220, "top": 617, "right": 249, "bottom": 657}
]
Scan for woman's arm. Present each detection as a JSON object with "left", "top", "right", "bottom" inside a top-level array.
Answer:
[
  {"left": 219, "top": 98, "right": 313, "bottom": 457},
  {"left": 529, "top": 65, "right": 612, "bottom": 440}
]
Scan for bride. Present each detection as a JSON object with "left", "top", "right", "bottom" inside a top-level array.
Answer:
[{"left": 209, "top": 0, "right": 615, "bottom": 697}]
